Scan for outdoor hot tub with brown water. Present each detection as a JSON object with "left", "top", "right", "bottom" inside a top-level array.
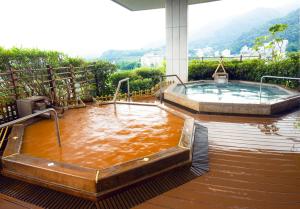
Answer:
[{"left": 1, "top": 102, "right": 195, "bottom": 200}]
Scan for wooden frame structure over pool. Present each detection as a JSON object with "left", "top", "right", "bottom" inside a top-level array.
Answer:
[{"left": 0, "top": 102, "right": 195, "bottom": 201}]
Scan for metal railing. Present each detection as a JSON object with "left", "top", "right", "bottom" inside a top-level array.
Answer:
[
  {"left": 259, "top": 75, "right": 300, "bottom": 102},
  {"left": 113, "top": 78, "right": 130, "bottom": 111},
  {"left": 0, "top": 108, "right": 62, "bottom": 147},
  {"left": 160, "top": 75, "right": 187, "bottom": 104},
  {"left": 0, "top": 127, "right": 9, "bottom": 150}
]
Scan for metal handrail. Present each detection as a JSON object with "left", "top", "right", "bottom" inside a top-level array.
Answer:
[
  {"left": 0, "top": 108, "right": 62, "bottom": 147},
  {"left": 113, "top": 78, "right": 130, "bottom": 111},
  {"left": 160, "top": 74, "right": 187, "bottom": 104},
  {"left": 259, "top": 75, "right": 300, "bottom": 102},
  {"left": 0, "top": 127, "right": 9, "bottom": 149}
]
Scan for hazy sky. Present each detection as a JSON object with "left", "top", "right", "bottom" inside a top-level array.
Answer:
[{"left": 0, "top": 0, "right": 298, "bottom": 57}]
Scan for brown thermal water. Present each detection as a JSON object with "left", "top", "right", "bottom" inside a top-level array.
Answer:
[{"left": 22, "top": 105, "right": 184, "bottom": 169}]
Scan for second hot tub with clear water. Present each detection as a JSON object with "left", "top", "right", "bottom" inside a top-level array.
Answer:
[{"left": 164, "top": 80, "right": 300, "bottom": 115}]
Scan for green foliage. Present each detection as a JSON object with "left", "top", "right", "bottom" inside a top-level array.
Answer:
[
  {"left": 253, "top": 23, "right": 288, "bottom": 61},
  {"left": 0, "top": 46, "right": 120, "bottom": 101},
  {"left": 110, "top": 67, "right": 163, "bottom": 92},
  {"left": 92, "top": 61, "right": 117, "bottom": 96},
  {"left": 116, "top": 60, "right": 141, "bottom": 70},
  {"left": 232, "top": 9, "right": 300, "bottom": 53},
  {"left": 269, "top": 24, "right": 288, "bottom": 34},
  {"left": 62, "top": 57, "right": 86, "bottom": 67},
  {"left": 189, "top": 52, "right": 300, "bottom": 88},
  {"left": 0, "top": 46, "right": 85, "bottom": 71},
  {"left": 134, "top": 67, "right": 163, "bottom": 85},
  {"left": 130, "top": 79, "right": 153, "bottom": 91}
]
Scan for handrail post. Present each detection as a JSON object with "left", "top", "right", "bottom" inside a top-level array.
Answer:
[
  {"left": 159, "top": 74, "right": 187, "bottom": 103},
  {"left": 113, "top": 78, "right": 130, "bottom": 112},
  {"left": 159, "top": 76, "right": 163, "bottom": 104},
  {"left": 52, "top": 110, "right": 61, "bottom": 147},
  {"left": 127, "top": 79, "right": 130, "bottom": 102},
  {"left": 259, "top": 75, "right": 300, "bottom": 103},
  {"left": 0, "top": 108, "right": 62, "bottom": 147},
  {"left": 259, "top": 76, "right": 264, "bottom": 103}
]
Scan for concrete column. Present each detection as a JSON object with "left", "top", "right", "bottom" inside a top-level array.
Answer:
[{"left": 165, "top": 0, "right": 188, "bottom": 82}]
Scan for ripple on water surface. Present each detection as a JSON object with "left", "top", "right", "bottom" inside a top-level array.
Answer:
[{"left": 21, "top": 105, "right": 184, "bottom": 169}]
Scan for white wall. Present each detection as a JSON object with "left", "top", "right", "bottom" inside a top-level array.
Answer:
[{"left": 165, "top": 0, "right": 188, "bottom": 82}]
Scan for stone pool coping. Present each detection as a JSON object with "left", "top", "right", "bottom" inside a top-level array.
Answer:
[
  {"left": 1, "top": 102, "right": 195, "bottom": 200},
  {"left": 164, "top": 80, "right": 300, "bottom": 115}
]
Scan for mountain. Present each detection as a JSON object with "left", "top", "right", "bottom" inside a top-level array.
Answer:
[
  {"left": 100, "top": 7, "right": 299, "bottom": 62},
  {"left": 101, "top": 48, "right": 163, "bottom": 62},
  {"left": 230, "top": 8, "right": 300, "bottom": 53},
  {"left": 189, "top": 8, "right": 283, "bottom": 51}
]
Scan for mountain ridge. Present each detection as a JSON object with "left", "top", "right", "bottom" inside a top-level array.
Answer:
[{"left": 100, "top": 7, "right": 300, "bottom": 61}]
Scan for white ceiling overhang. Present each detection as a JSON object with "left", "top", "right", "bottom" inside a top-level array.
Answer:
[{"left": 111, "top": 0, "right": 219, "bottom": 11}]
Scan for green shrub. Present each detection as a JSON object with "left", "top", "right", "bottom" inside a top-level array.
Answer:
[
  {"left": 92, "top": 61, "right": 117, "bottom": 96},
  {"left": 131, "top": 78, "right": 153, "bottom": 91},
  {"left": 188, "top": 52, "right": 300, "bottom": 88},
  {"left": 134, "top": 67, "right": 163, "bottom": 85},
  {"left": 0, "top": 46, "right": 86, "bottom": 71},
  {"left": 110, "top": 67, "right": 163, "bottom": 93}
]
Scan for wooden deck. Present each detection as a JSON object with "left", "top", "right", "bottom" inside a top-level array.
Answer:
[
  {"left": 0, "top": 100, "right": 299, "bottom": 209},
  {"left": 0, "top": 194, "right": 41, "bottom": 209},
  {"left": 135, "top": 103, "right": 300, "bottom": 209}
]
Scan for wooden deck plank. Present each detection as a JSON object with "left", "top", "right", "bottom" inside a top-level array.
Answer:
[
  {"left": 136, "top": 103, "right": 300, "bottom": 209},
  {"left": 1, "top": 99, "right": 300, "bottom": 209},
  {"left": 0, "top": 194, "right": 41, "bottom": 209}
]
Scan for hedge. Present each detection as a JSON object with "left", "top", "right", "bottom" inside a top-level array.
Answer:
[
  {"left": 0, "top": 47, "right": 91, "bottom": 71},
  {"left": 189, "top": 52, "right": 300, "bottom": 88},
  {"left": 110, "top": 67, "right": 164, "bottom": 93}
]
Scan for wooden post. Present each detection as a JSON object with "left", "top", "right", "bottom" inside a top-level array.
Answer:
[
  {"left": 8, "top": 66, "right": 19, "bottom": 100},
  {"left": 47, "top": 65, "right": 57, "bottom": 105},
  {"left": 84, "top": 66, "right": 88, "bottom": 83},
  {"left": 93, "top": 68, "right": 100, "bottom": 96},
  {"left": 240, "top": 55, "right": 243, "bottom": 62},
  {"left": 68, "top": 65, "right": 77, "bottom": 102}
]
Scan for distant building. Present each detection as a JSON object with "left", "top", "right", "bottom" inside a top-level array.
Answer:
[
  {"left": 195, "top": 47, "right": 214, "bottom": 57},
  {"left": 141, "top": 53, "right": 164, "bottom": 67},
  {"left": 221, "top": 49, "right": 231, "bottom": 57},
  {"left": 240, "top": 39, "right": 288, "bottom": 58},
  {"left": 240, "top": 45, "right": 259, "bottom": 57},
  {"left": 263, "top": 39, "right": 288, "bottom": 58},
  {"left": 214, "top": 51, "right": 220, "bottom": 57}
]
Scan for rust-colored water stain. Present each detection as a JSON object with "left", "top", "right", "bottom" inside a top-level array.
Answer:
[{"left": 21, "top": 105, "right": 184, "bottom": 169}]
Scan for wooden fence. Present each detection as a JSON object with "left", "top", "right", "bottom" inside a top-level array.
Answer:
[
  {"left": 95, "top": 80, "right": 174, "bottom": 102},
  {"left": 0, "top": 102, "right": 18, "bottom": 125},
  {"left": 189, "top": 55, "right": 265, "bottom": 62},
  {"left": 0, "top": 65, "right": 96, "bottom": 124},
  {"left": 0, "top": 65, "right": 96, "bottom": 101},
  {"left": 0, "top": 64, "right": 173, "bottom": 124}
]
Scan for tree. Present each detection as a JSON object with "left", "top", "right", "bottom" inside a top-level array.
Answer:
[
  {"left": 253, "top": 23, "right": 288, "bottom": 61},
  {"left": 268, "top": 24, "right": 288, "bottom": 59}
]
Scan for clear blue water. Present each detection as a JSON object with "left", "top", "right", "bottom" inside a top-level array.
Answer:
[{"left": 173, "top": 82, "right": 294, "bottom": 104}]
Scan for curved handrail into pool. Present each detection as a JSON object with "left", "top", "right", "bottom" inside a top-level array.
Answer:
[
  {"left": 260, "top": 76, "right": 300, "bottom": 103},
  {"left": 113, "top": 77, "right": 130, "bottom": 112},
  {"left": 0, "top": 108, "right": 62, "bottom": 147},
  {"left": 160, "top": 74, "right": 187, "bottom": 104}
]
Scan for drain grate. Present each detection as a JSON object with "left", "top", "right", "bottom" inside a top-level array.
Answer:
[{"left": 0, "top": 122, "right": 208, "bottom": 209}]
